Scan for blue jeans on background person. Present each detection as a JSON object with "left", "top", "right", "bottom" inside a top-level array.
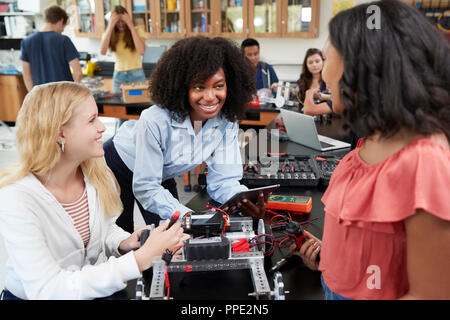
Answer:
[
  {"left": 112, "top": 68, "right": 146, "bottom": 94},
  {"left": 321, "top": 274, "right": 353, "bottom": 300},
  {"left": 112, "top": 68, "right": 147, "bottom": 129}
]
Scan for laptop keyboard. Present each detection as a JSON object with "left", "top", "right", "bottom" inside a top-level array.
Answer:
[{"left": 320, "top": 141, "right": 335, "bottom": 148}]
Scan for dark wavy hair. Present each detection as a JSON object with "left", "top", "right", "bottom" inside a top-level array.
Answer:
[
  {"left": 296, "top": 48, "right": 325, "bottom": 100},
  {"left": 149, "top": 36, "right": 256, "bottom": 122},
  {"left": 329, "top": 0, "right": 450, "bottom": 141}
]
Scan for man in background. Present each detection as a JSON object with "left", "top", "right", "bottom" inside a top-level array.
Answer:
[
  {"left": 241, "top": 38, "right": 279, "bottom": 93},
  {"left": 20, "top": 5, "right": 82, "bottom": 91}
]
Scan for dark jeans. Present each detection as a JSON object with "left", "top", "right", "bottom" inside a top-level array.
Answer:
[
  {"left": 103, "top": 138, "right": 179, "bottom": 233},
  {"left": 0, "top": 290, "right": 22, "bottom": 300}
]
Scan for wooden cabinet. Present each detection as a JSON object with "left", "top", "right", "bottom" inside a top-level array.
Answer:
[
  {"left": 248, "top": 0, "right": 282, "bottom": 37},
  {"left": 280, "top": 0, "right": 320, "bottom": 38},
  {"left": 0, "top": 75, "right": 27, "bottom": 122},
  {"left": 210, "top": 0, "right": 320, "bottom": 38},
  {"left": 73, "top": 0, "right": 320, "bottom": 38},
  {"left": 73, "top": 0, "right": 102, "bottom": 38},
  {"left": 185, "top": 0, "right": 213, "bottom": 36},
  {"left": 248, "top": 0, "right": 320, "bottom": 38},
  {"left": 73, "top": 0, "right": 128, "bottom": 38},
  {"left": 124, "top": 0, "right": 158, "bottom": 38},
  {"left": 212, "top": 0, "right": 249, "bottom": 38},
  {"left": 156, "top": 0, "right": 188, "bottom": 38}
]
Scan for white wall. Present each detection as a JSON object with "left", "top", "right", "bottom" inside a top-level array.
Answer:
[{"left": 67, "top": 0, "right": 372, "bottom": 81}]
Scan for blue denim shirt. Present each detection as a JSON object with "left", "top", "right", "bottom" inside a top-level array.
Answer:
[{"left": 113, "top": 105, "right": 248, "bottom": 219}]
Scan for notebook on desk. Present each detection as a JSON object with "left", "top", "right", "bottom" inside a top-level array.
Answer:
[{"left": 279, "top": 108, "right": 351, "bottom": 151}]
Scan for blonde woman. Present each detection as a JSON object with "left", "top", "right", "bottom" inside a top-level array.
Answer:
[{"left": 0, "top": 82, "right": 184, "bottom": 300}]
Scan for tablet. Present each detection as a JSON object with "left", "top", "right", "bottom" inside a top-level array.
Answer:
[{"left": 219, "top": 185, "right": 280, "bottom": 213}]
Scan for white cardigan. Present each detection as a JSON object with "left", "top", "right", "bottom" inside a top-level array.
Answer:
[{"left": 0, "top": 173, "right": 141, "bottom": 299}]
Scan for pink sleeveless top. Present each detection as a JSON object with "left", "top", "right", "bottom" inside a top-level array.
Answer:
[{"left": 319, "top": 138, "right": 450, "bottom": 299}]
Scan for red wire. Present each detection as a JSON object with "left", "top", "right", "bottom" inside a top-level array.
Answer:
[
  {"left": 265, "top": 209, "right": 277, "bottom": 215},
  {"left": 279, "top": 236, "right": 293, "bottom": 249},
  {"left": 165, "top": 265, "right": 170, "bottom": 300},
  {"left": 270, "top": 214, "right": 288, "bottom": 226},
  {"left": 265, "top": 209, "right": 280, "bottom": 215},
  {"left": 287, "top": 211, "right": 293, "bottom": 220},
  {"left": 205, "top": 204, "right": 228, "bottom": 216},
  {"left": 267, "top": 208, "right": 293, "bottom": 228},
  {"left": 171, "top": 244, "right": 185, "bottom": 251},
  {"left": 205, "top": 204, "right": 229, "bottom": 233},
  {"left": 249, "top": 241, "right": 274, "bottom": 247}
]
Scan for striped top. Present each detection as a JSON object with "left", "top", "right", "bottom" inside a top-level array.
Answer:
[{"left": 61, "top": 188, "right": 90, "bottom": 247}]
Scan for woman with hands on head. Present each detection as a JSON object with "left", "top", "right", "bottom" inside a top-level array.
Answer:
[
  {"left": 0, "top": 82, "right": 184, "bottom": 300},
  {"left": 100, "top": 5, "right": 146, "bottom": 94}
]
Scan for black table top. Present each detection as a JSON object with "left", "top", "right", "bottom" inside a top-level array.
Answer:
[
  {"left": 95, "top": 95, "right": 152, "bottom": 108},
  {"left": 117, "top": 113, "right": 354, "bottom": 300}
]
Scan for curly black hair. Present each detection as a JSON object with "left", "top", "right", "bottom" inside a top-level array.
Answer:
[
  {"left": 329, "top": 0, "right": 450, "bottom": 141},
  {"left": 149, "top": 36, "right": 256, "bottom": 122}
]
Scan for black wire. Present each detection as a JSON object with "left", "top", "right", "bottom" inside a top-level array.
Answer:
[{"left": 173, "top": 247, "right": 183, "bottom": 255}]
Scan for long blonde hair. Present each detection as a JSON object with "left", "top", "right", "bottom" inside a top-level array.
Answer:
[{"left": 0, "top": 82, "right": 123, "bottom": 217}]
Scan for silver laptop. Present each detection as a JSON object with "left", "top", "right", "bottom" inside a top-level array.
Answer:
[{"left": 280, "top": 109, "right": 351, "bottom": 151}]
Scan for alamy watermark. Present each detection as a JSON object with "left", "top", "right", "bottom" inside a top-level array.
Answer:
[
  {"left": 367, "top": 5, "right": 381, "bottom": 30},
  {"left": 366, "top": 265, "right": 381, "bottom": 290},
  {"left": 169, "top": 120, "right": 280, "bottom": 169}
]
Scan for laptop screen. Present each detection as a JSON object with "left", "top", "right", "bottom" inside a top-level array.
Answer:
[{"left": 280, "top": 109, "right": 323, "bottom": 150}]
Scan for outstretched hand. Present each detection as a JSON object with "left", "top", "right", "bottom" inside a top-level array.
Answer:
[{"left": 237, "top": 192, "right": 271, "bottom": 219}]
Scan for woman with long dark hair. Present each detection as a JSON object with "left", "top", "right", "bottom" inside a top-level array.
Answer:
[
  {"left": 295, "top": 48, "right": 332, "bottom": 115},
  {"left": 100, "top": 5, "right": 146, "bottom": 94},
  {"left": 292, "top": 0, "right": 450, "bottom": 300}
]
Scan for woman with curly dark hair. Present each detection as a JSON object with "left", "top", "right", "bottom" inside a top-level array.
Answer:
[
  {"left": 292, "top": 0, "right": 450, "bottom": 300},
  {"left": 103, "top": 36, "right": 268, "bottom": 232}
]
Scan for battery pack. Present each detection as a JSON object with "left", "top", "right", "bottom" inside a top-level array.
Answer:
[
  {"left": 185, "top": 236, "right": 230, "bottom": 261},
  {"left": 267, "top": 195, "right": 312, "bottom": 214},
  {"left": 182, "top": 211, "right": 225, "bottom": 238}
]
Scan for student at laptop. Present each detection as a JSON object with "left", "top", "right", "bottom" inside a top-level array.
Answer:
[
  {"left": 291, "top": 1, "right": 450, "bottom": 300},
  {"left": 294, "top": 48, "right": 332, "bottom": 116}
]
